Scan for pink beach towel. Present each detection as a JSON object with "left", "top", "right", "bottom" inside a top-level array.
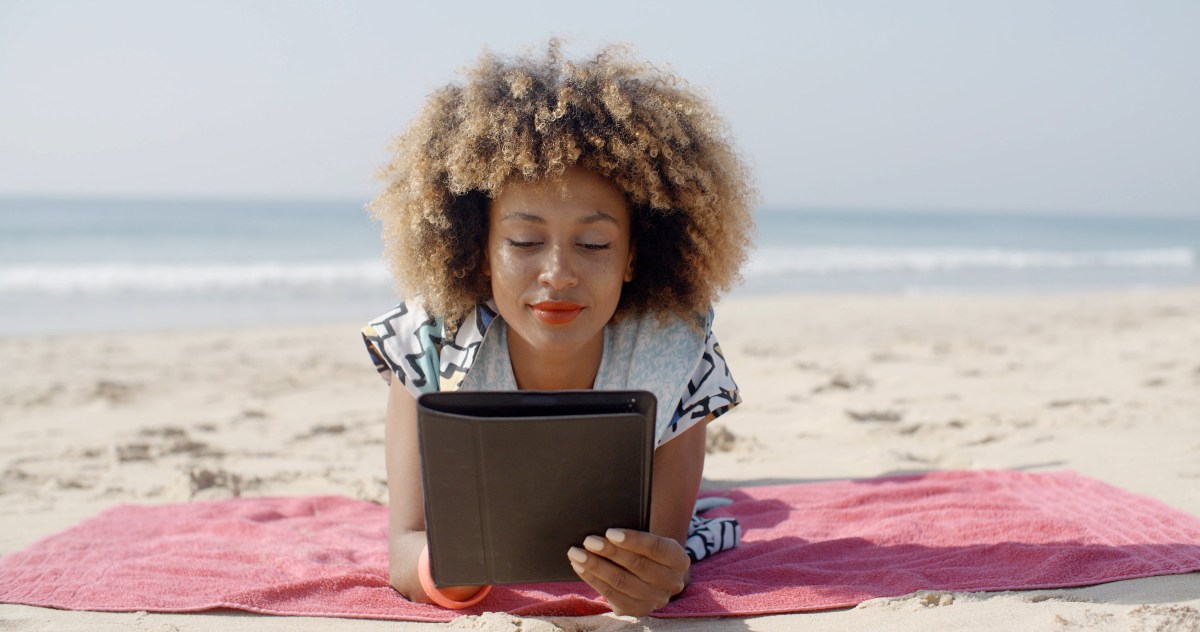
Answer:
[{"left": 2, "top": 470, "right": 1199, "bottom": 621}]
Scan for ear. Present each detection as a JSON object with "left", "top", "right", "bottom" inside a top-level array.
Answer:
[
  {"left": 623, "top": 243, "right": 636, "bottom": 282},
  {"left": 481, "top": 249, "right": 491, "bottom": 278}
]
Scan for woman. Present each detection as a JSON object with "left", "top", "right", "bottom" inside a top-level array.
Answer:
[{"left": 362, "top": 41, "right": 755, "bottom": 617}]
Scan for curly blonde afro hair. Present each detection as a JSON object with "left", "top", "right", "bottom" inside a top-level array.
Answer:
[{"left": 369, "top": 41, "right": 756, "bottom": 326}]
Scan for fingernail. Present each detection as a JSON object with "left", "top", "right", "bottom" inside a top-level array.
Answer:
[
  {"left": 567, "top": 547, "right": 587, "bottom": 563},
  {"left": 570, "top": 561, "right": 585, "bottom": 575},
  {"left": 606, "top": 528, "right": 626, "bottom": 543},
  {"left": 583, "top": 536, "right": 604, "bottom": 552}
]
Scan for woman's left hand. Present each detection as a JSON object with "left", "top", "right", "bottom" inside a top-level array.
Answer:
[{"left": 568, "top": 528, "right": 690, "bottom": 617}]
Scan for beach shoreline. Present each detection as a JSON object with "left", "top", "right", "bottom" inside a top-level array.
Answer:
[{"left": 2, "top": 288, "right": 1198, "bottom": 630}]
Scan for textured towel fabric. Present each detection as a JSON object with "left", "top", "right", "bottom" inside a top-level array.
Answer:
[{"left": 2, "top": 470, "right": 1199, "bottom": 621}]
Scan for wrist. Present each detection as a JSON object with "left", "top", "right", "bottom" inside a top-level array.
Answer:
[{"left": 417, "top": 546, "right": 491, "bottom": 609}]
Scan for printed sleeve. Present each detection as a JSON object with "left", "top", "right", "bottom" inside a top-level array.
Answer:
[
  {"left": 360, "top": 300, "right": 446, "bottom": 398},
  {"left": 657, "top": 328, "right": 741, "bottom": 446}
]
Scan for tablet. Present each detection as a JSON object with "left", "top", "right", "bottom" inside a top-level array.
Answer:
[{"left": 415, "top": 390, "right": 656, "bottom": 586}]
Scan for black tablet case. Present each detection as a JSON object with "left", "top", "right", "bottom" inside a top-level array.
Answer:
[{"left": 415, "top": 390, "right": 655, "bottom": 586}]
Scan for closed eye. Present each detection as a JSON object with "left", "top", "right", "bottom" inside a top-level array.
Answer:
[
  {"left": 579, "top": 243, "right": 611, "bottom": 251},
  {"left": 505, "top": 239, "right": 542, "bottom": 248}
]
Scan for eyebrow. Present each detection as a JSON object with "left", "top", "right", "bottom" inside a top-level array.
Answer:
[{"left": 501, "top": 211, "right": 620, "bottom": 226}]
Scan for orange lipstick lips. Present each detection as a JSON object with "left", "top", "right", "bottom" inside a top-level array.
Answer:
[{"left": 530, "top": 301, "right": 583, "bottom": 325}]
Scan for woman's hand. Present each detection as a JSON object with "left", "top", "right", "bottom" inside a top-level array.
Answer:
[{"left": 568, "top": 528, "right": 690, "bottom": 617}]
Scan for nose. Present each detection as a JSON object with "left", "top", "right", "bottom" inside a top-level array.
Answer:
[{"left": 538, "top": 243, "right": 579, "bottom": 290}]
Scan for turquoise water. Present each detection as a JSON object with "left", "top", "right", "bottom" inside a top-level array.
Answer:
[{"left": 1, "top": 196, "right": 1198, "bottom": 334}]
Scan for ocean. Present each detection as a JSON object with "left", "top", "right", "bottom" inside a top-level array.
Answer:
[{"left": 1, "top": 196, "right": 1198, "bottom": 335}]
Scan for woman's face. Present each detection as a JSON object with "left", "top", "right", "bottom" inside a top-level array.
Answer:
[{"left": 484, "top": 167, "right": 635, "bottom": 358}]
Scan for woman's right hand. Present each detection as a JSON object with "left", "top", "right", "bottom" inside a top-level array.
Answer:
[{"left": 567, "top": 528, "right": 690, "bottom": 617}]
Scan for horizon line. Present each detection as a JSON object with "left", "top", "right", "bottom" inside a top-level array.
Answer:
[{"left": 1, "top": 192, "right": 1197, "bottom": 220}]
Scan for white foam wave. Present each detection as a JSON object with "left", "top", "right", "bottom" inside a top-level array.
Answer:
[
  {"left": 744, "top": 247, "right": 1196, "bottom": 277},
  {"left": 0, "top": 260, "right": 392, "bottom": 294},
  {"left": 2, "top": 247, "right": 1194, "bottom": 295}
]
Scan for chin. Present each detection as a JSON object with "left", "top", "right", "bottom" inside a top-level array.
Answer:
[
  {"left": 515, "top": 318, "right": 602, "bottom": 352},
  {"left": 526, "top": 332, "right": 593, "bottom": 354}
]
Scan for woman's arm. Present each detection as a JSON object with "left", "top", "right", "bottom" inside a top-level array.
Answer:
[
  {"left": 383, "top": 378, "right": 483, "bottom": 602},
  {"left": 567, "top": 415, "right": 710, "bottom": 616},
  {"left": 649, "top": 416, "right": 709, "bottom": 546},
  {"left": 387, "top": 376, "right": 707, "bottom": 612}
]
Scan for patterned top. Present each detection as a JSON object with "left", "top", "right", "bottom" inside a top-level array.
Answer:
[{"left": 361, "top": 299, "right": 741, "bottom": 446}]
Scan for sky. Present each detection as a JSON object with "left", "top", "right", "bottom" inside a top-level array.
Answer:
[{"left": 0, "top": 0, "right": 1197, "bottom": 216}]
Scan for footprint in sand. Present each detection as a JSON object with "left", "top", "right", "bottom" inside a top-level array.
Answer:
[
  {"left": 1053, "top": 610, "right": 1117, "bottom": 628},
  {"left": 869, "top": 351, "right": 912, "bottom": 363},
  {"left": 0, "top": 467, "right": 36, "bottom": 493},
  {"left": 8, "top": 382, "right": 65, "bottom": 409},
  {"left": 917, "top": 592, "right": 955, "bottom": 607},
  {"left": 116, "top": 427, "right": 221, "bottom": 461},
  {"left": 700, "top": 424, "right": 753, "bottom": 455},
  {"left": 1025, "top": 592, "right": 1091, "bottom": 604},
  {"left": 447, "top": 612, "right": 566, "bottom": 631},
  {"left": 1046, "top": 397, "right": 1110, "bottom": 409},
  {"left": 189, "top": 467, "right": 256, "bottom": 499},
  {"left": 146, "top": 427, "right": 215, "bottom": 456},
  {"left": 858, "top": 590, "right": 956, "bottom": 611},
  {"left": 2, "top": 464, "right": 94, "bottom": 494},
  {"left": 139, "top": 426, "right": 187, "bottom": 439},
  {"left": 90, "top": 380, "right": 140, "bottom": 404},
  {"left": 114, "top": 443, "right": 154, "bottom": 463},
  {"left": 896, "top": 419, "right": 967, "bottom": 437},
  {"left": 1124, "top": 605, "right": 1199, "bottom": 630},
  {"left": 294, "top": 423, "right": 348, "bottom": 441},
  {"left": 964, "top": 434, "right": 1003, "bottom": 447},
  {"left": 705, "top": 423, "right": 740, "bottom": 454},
  {"left": 845, "top": 409, "right": 904, "bottom": 423},
  {"left": 743, "top": 342, "right": 797, "bottom": 358},
  {"left": 813, "top": 373, "right": 873, "bottom": 394},
  {"left": 893, "top": 450, "right": 941, "bottom": 465}
]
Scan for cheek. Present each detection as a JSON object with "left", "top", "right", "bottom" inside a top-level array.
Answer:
[
  {"left": 593, "top": 254, "right": 631, "bottom": 296},
  {"left": 485, "top": 249, "right": 529, "bottom": 295},
  {"left": 599, "top": 260, "right": 627, "bottom": 283},
  {"left": 607, "top": 245, "right": 635, "bottom": 279}
]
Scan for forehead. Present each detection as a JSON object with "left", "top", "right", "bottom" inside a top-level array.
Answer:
[{"left": 490, "top": 168, "right": 630, "bottom": 224}]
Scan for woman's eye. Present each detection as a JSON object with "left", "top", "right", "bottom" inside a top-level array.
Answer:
[
  {"left": 579, "top": 243, "right": 612, "bottom": 251},
  {"left": 505, "top": 239, "right": 542, "bottom": 248}
]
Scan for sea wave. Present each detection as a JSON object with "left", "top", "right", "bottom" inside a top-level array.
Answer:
[
  {"left": 744, "top": 246, "right": 1197, "bottom": 277},
  {"left": 2, "top": 247, "right": 1195, "bottom": 295},
  {"left": 0, "top": 260, "right": 392, "bottom": 294}
]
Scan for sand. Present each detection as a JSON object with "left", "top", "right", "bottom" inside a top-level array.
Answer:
[{"left": 2, "top": 289, "right": 1199, "bottom": 631}]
